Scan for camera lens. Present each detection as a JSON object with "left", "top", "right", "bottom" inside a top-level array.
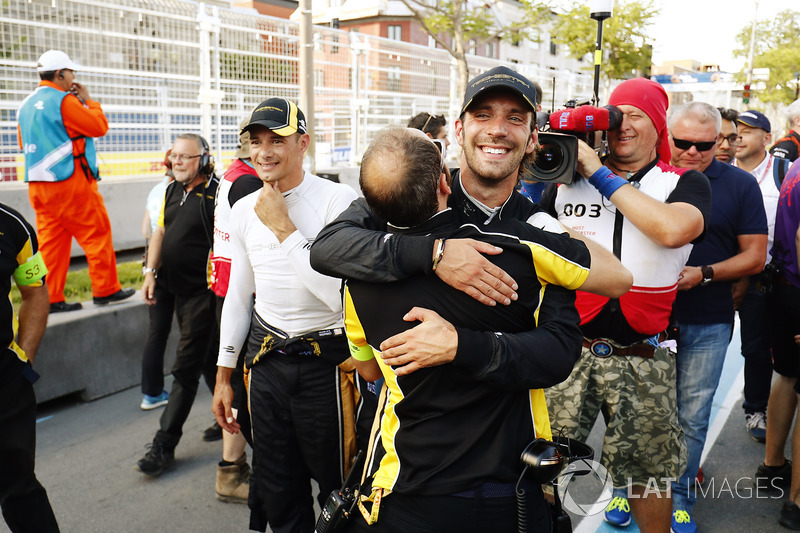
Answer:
[{"left": 535, "top": 143, "right": 563, "bottom": 173}]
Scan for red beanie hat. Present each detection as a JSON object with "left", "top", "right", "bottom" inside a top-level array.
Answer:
[{"left": 608, "top": 78, "right": 671, "bottom": 164}]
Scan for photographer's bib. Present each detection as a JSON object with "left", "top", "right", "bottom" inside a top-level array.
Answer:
[{"left": 554, "top": 161, "right": 695, "bottom": 335}]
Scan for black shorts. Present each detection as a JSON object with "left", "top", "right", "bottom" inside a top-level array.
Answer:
[{"left": 767, "top": 281, "right": 800, "bottom": 393}]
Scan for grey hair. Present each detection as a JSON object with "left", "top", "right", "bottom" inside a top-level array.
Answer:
[
  {"left": 786, "top": 99, "right": 800, "bottom": 122},
  {"left": 668, "top": 101, "right": 721, "bottom": 135}
]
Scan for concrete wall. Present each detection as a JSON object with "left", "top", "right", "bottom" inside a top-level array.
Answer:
[
  {"left": 1, "top": 167, "right": 361, "bottom": 257},
  {"left": 33, "top": 293, "right": 179, "bottom": 403}
]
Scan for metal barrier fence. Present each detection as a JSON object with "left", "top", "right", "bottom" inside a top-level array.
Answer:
[{"left": 0, "top": 0, "right": 593, "bottom": 182}]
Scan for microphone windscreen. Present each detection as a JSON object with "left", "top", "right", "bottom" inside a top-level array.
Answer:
[{"left": 549, "top": 105, "right": 620, "bottom": 132}]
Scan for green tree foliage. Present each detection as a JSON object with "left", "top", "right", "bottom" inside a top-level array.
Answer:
[
  {"left": 399, "top": 0, "right": 552, "bottom": 100},
  {"left": 734, "top": 9, "right": 800, "bottom": 105},
  {"left": 548, "top": 0, "right": 658, "bottom": 82}
]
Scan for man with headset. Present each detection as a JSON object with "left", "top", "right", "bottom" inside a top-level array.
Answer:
[{"left": 136, "top": 133, "right": 219, "bottom": 477}]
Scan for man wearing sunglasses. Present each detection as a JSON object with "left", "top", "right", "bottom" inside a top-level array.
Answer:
[
  {"left": 540, "top": 78, "right": 711, "bottom": 533},
  {"left": 667, "top": 102, "right": 767, "bottom": 533}
]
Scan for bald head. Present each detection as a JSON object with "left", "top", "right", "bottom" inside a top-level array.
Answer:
[{"left": 359, "top": 126, "right": 444, "bottom": 227}]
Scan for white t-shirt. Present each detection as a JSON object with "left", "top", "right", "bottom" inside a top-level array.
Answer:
[{"left": 217, "top": 172, "right": 357, "bottom": 368}]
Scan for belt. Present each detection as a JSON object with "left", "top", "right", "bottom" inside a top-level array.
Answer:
[
  {"left": 582, "top": 336, "right": 662, "bottom": 359},
  {"left": 451, "top": 482, "right": 516, "bottom": 499},
  {"left": 300, "top": 327, "right": 345, "bottom": 342}
]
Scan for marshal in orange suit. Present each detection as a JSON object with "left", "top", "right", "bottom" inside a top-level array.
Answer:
[{"left": 17, "top": 50, "right": 134, "bottom": 312}]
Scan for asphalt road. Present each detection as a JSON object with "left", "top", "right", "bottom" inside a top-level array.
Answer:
[{"left": 3, "top": 320, "right": 792, "bottom": 533}]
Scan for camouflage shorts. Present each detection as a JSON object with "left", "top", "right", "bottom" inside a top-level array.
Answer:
[{"left": 546, "top": 345, "right": 687, "bottom": 491}]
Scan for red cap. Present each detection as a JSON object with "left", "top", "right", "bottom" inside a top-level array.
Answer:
[{"left": 608, "top": 78, "right": 670, "bottom": 163}]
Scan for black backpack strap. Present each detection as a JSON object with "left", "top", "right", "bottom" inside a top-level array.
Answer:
[{"left": 774, "top": 156, "right": 790, "bottom": 189}]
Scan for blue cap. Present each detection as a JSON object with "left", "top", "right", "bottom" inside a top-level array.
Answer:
[{"left": 737, "top": 110, "right": 771, "bottom": 133}]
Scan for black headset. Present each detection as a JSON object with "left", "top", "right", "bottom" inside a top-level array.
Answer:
[{"left": 197, "top": 135, "right": 214, "bottom": 175}]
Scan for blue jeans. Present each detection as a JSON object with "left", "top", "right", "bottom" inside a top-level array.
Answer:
[{"left": 672, "top": 322, "right": 733, "bottom": 512}]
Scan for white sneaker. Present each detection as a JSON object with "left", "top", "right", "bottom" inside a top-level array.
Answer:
[{"left": 745, "top": 411, "right": 767, "bottom": 443}]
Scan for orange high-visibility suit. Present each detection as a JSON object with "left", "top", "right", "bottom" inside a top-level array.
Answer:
[{"left": 18, "top": 80, "right": 121, "bottom": 304}]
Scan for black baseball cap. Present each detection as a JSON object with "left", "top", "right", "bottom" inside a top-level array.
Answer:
[
  {"left": 241, "top": 98, "right": 307, "bottom": 136},
  {"left": 461, "top": 66, "right": 538, "bottom": 115}
]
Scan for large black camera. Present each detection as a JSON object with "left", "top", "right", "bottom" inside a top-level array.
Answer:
[{"left": 526, "top": 101, "right": 621, "bottom": 185}]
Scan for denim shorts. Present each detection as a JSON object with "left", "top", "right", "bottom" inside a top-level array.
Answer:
[{"left": 546, "top": 344, "right": 687, "bottom": 490}]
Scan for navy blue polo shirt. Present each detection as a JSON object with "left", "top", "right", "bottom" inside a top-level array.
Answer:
[{"left": 673, "top": 158, "right": 767, "bottom": 324}]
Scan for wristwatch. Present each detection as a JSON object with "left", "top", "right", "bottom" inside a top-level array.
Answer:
[
  {"left": 142, "top": 266, "right": 157, "bottom": 277},
  {"left": 699, "top": 265, "right": 714, "bottom": 286}
]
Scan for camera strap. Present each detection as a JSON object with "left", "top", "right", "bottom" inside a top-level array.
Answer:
[{"left": 356, "top": 382, "right": 389, "bottom": 525}]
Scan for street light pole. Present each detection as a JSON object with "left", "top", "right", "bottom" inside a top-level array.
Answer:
[
  {"left": 590, "top": 0, "right": 613, "bottom": 107},
  {"left": 299, "top": 0, "right": 315, "bottom": 171},
  {"left": 746, "top": 0, "right": 759, "bottom": 85}
]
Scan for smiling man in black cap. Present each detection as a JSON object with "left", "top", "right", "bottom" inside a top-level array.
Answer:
[
  {"left": 210, "top": 98, "right": 368, "bottom": 533},
  {"left": 310, "top": 66, "right": 628, "bottom": 377}
]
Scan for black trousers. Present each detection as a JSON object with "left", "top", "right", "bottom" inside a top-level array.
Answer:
[
  {"left": 344, "top": 480, "right": 549, "bottom": 533},
  {"left": 767, "top": 280, "right": 800, "bottom": 393},
  {"left": 141, "top": 282, "right": 174, "bottom": 396},
  {"left": 0, "top": 358, "right": 59, "bottom": 533},
  {"left": 248, "top": 338, "right": 349, "bottom": 533},
  {"left": 739, "top": 276, "right": 773, "bottom": 414},
  {"left": 154, "top": 290, "right": 216, "bottom": 449}
]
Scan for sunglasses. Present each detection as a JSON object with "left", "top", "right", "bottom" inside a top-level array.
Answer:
[
  {"left": 421, "top": 113, "right": 444, "bottom": 134},
  {"left": 671, "top": 136, "right": 717, "bottom": 152}
]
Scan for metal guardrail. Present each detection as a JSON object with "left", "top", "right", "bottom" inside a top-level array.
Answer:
[{"left": 0, "top": 0, "right": 594, "bottom": 182}]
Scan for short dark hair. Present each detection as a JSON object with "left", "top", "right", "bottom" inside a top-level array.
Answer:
[
  {"left": 407, "top": 112, "right": 447, "bottom": 137},
  {"left": 360, "top": 127, "right": 441, "bottom": 227},
  {"left": 718, "top": 107, "right": 739, "bottom": 123},
  {"left": 531, "top": 80, "right": 543, "bottom": 106},
  {"left": 39, "top": 71, "right": 56, "bottom": 81}
]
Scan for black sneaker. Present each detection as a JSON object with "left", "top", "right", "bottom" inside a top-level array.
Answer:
[
  {"left": 50, "top": 301, "right": 82, "bottom": 313},
  {"left": 203, "top": 421, "right": 223, "bottom": 442},
  {"left": 780, "top": 502, "right": 800, "bottom": 530},
  {"left": 755, "top": 459, "right": 792, "bottom": 491},
  {"left": 93, "top": 288, "right": 135, "bottom": 305},
  {"left": 135, "top": 441, "right": 174, "bottom": 476}
]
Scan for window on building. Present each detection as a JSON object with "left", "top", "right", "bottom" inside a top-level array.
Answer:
[
  {"left": 388, "top": 66, "right": 401, "bottom": 91},
  {"left": 486, "top": 42, "right": 495, "bottom": 58},
  {"left": 387, "top": 25, "right": 402, "bottom": 41},
  {"left": 549, "top": 39, "right": 557, "bottom": 56}
]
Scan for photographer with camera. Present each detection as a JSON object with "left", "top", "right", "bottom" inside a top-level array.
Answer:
[{"left": 542, "top": 78, "right": 711, "bottom": 533}]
